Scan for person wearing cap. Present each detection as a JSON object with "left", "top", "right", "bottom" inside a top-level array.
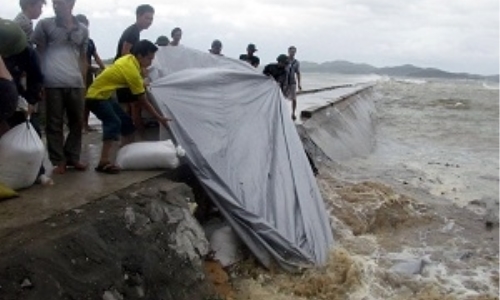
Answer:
[
  {"left": 13, "top": 0, "right": 46, "bottom": 40},
  {"left": 0, "top": 19, "right": 26, "bottom": 137},
  {"left": 239, "top": 43, "right": 260, "bottom": 67},
  {"left": 32, "top": 0, "right": 89, "bottom": 174},
  {"left": 169, "top": 27, "right": 182, "bottom": 46},
  {"left": 155, "top": 35, "right": 169, "bottom": 46},
  {"left": 263, "top": 54, "right": 289, "bottom": 93},
  {"left": 209, "top": 39, "right": 223, "bottom": 56},
  {"left": 0, "top": 19, "right": 52, "bottom": 184}
]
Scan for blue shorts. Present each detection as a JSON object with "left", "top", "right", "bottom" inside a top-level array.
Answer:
[{"left": 86, "top": 99, "right": 135, "bottom": 141}]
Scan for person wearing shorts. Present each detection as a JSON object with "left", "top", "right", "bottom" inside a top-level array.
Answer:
[
  {"left": 86, "top": 40, "right": 169, "bottom": 174},
  {"left": 285, "top": 46, "right": 302, "bottom": 121}
]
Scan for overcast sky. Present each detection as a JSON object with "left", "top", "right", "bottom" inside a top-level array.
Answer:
[{"left": 2, "top": 0, "right": 499, "bottom": 75}]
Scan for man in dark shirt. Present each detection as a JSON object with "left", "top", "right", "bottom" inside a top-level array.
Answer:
[
  {"left": 239, "top": 43, "right": 260, "bottom": 67},
  {"left": 115, "top": 5, "right": 154, "bottom": 61},
  {"left": 114, "top": 4, "right": 154, "bottom": 129},
  {"left": 263, "top": 54, "right": 289, "bottom": 93}
]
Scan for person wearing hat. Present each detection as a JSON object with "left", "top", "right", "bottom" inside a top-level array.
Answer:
[
  {"left": 263, "top": 54, "right": 289, "bottom": 93},
  {"left": 239, "top": 43, "right": 260, "bottom": 67},
  {"left": 209, "top": 39, "right": 223, "bottom": 56},
  {"left": 155, "top": 35, "right": 169, "bottom": 46},
  {"left": 0, "top": 19, "right": 26, "bottom": 137},
  {"left": 0, "top": 19, "right": 52, "bottom": 184}
]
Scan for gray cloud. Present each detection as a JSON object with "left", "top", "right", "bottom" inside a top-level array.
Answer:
[{"left": 2, "top": 0, "right": 498, "bottom": 74}]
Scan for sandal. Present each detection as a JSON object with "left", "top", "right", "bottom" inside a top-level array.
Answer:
[
  {"left": 67, "top": 161, "right": 88, "bottom": 171},
  {"left": 95, "top": 163, "right": 121, "bottom": 174}
]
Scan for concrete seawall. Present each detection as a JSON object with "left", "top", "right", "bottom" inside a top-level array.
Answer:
[{"left": 296, "top": 84, "right": 377, "bottom": 162}]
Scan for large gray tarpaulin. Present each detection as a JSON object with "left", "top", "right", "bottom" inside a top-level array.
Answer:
[{"left": 149, "top": 46, "right": 334, "bottom": 271}]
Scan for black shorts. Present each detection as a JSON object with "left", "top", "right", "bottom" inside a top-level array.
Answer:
[
  {"left": 116, "top": 88, "right": 139, "bottom": 103},
  {"left": 0, "top": 78, "right": 18, "bottom": 122}
]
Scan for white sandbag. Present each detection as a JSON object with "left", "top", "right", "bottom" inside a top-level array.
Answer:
[
  {"left": 0, "top": 121, "right": 45, "bottom": 190},
  {"left": 209, "top": 226, "right": 244, "bottom": 267},
  {"left": 115, "top": 140, "right": 185, "bottom": 170}
]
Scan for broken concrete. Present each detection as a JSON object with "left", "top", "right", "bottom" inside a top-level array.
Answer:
[{"left": 0, "top": 176, "right": 217, "bottom": 300}]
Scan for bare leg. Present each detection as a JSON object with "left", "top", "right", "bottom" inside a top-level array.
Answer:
[
  {"left": 131, "top": 102, "right": 144, "bottom": 140},
  {"left": 83, "top": 106, "right": 92, "bottom": 132},
  {"left": 292, "top": 98, "right": 297, "bottom": 120},
  {"left": 99, "top": 140, "right": 115, "bottom": 165}
]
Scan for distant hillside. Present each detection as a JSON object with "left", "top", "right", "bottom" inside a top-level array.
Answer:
[{"left": 301, "top": 60, "right": 499, "bottom": 82}]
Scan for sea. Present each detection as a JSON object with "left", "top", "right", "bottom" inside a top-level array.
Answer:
[
  {"left": 232, "top": 73, "right": 500, "bottom": 300},
  {"left": 303, "top": 73, "right": 499, "bottom": 208}
]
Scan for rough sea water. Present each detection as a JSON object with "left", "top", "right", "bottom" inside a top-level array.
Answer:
[{"left": 230, "top": 74, "right": 499, "bottom": 300}]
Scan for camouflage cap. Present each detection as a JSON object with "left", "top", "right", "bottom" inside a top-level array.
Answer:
[
  {"left": 155, "top": 35, "right": 169, "bottom": 46},
  {"left": 0, "top": 19, "right": 27, "bottom": 58}
]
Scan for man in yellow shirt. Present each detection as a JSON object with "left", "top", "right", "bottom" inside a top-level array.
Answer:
[{"left": 86, "top": 39, "right": 169, "bottom": 174}]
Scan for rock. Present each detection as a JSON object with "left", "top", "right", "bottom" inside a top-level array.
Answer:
[
  {"left": 20, "top": 278, "right": 32, "bottom": 289},
  {"left": 102, "top": 290, "right": 123, "bottom": 300},
  {"left": 390, "top": 255, "right": 432, "bottom": 276}
]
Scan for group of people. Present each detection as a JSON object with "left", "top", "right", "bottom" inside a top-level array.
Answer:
[{"left": 0, "top": 0, "right": 304, "bottom": 182}]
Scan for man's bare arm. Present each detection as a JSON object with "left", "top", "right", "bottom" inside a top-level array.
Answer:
[
  {"left": 93, "top": 51, "right": 106, "bottom": 70},
  {"left": 137, "top": 93, "right": 171, "bottom": 126},
  {"left": 121, "top": 42, "right": 133, "bottom": 57}
]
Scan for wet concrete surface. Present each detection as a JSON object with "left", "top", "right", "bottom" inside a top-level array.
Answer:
[{"left": 0, "top": 127, "right": 165, "bottom": 238}]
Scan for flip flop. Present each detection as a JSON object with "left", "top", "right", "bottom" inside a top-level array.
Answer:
[{"left": 95, "top": 163, "right": 121, "bottom": 174}]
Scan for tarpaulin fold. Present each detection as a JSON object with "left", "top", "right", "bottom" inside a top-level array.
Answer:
[{"left": 149, "top": 46, "right": 334, "bottom": 271}]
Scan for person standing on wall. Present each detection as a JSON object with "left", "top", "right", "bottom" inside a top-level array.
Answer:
[
  {"left": 169, "top": 27, "right": 182, "bottom": 46},
  {"left": 286, "top": 46, "right": 302, "bottom": 121},
  {"left": 239, "top": 43, "right": 260, "bottom": 67},
  {"left": 32, "top": 0, "right": 89, "bottom": 174},
  {"left": 114, "top": 4, "right": 155, "bottom": 132},
  {"left": 209, "top": 39, "right": 223, "bottom": 56}
]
